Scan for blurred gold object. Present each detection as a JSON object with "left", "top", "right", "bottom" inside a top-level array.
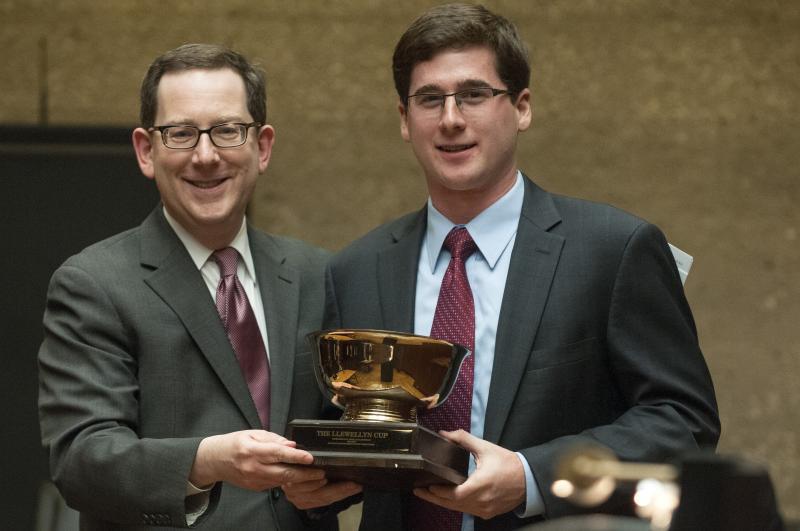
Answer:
[{"left": 553, "top": 445, "right": 678, "bottom": 507}]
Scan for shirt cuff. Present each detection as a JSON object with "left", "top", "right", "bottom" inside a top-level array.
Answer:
[
  {"left": 514, "top": 452, "right": 545, "bottom": 518},
  {"left": 185, "top": 481, "right": 214, "bottom": 526}
]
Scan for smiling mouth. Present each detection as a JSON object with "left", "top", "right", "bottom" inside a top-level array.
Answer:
[
  {"left": 187, "top": 178, "right": 227, "bottom": 189},
  {"left": 437, "top": 143, "right": 476, "bottom": 153}
]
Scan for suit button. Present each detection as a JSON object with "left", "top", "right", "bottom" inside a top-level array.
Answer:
[{"left": 271, "top": 488, "right": 282, "bottom": 500}]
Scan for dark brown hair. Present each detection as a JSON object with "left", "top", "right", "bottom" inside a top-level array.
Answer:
[
  {"left": 392, "top": 3, "right": 530, "bottom": 105},
  {"left": 139, "top": 43, "right": 266, "bottom": 127}
]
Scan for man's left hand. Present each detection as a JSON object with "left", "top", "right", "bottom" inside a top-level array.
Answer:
[{"left": 412, "top": 429, "right": 526, "bottom": 520}]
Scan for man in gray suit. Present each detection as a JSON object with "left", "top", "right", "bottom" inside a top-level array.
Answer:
[
  {"left": 285, "top": 4, "right": 720, "bottom": 530},
  {"left": 38, "top": 44, "right": 360, "bottom": 529}
]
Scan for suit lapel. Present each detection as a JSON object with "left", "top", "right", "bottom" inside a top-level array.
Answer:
[
  {"left": 377, "top": 209, "right": 426, "bottom": 332},
  {"left": 140, "top": 209, "right": 262, "bottom": 428},
  {"left": 483, "top": 178, "right": 564, "bottom": 444},
  {"left": 250, "top": 230, "right": 299, "bottom": 436}
]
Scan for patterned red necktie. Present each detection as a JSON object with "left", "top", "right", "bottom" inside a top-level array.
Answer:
[
  {"left": 213, "top": 247, "right": 271, "bottom": 428},
  {"left": 410, "top": 226, "right": 477, "bottom": 531}
]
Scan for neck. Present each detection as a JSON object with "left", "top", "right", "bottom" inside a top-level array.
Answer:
[
  {"left": 163, "top": 208, "right": 243, "bottom": 252},
  {"left": 196, "top": 228, "right": 239, "bottom": 252}
]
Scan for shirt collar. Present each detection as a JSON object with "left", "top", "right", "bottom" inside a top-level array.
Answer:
[
  {"left": 162, "top": 207, "right": 256, "bottom": 278},
  {"left": 425, "top": 171, "right": 524, "bottom": 272}
]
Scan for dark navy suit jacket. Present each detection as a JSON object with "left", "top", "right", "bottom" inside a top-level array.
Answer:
[{"left": 324, "top": 176, "right": 720, "bottom": 530}]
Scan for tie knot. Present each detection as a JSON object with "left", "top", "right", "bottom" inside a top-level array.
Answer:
[
  {"left": 443, "top": 227, "right": 477, "bottom": 262},
  {"left": 212, "top": 247, "right": 239, "bottom": 278}
]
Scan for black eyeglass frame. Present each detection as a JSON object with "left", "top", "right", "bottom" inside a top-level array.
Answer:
[
  {"left": 405, "top": 87, "right": 514, "bottom": 109},
  {"left": 148, "top": 121, "right": 262, "bottom": 149}
]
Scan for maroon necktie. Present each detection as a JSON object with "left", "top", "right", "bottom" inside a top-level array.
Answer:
[
  {"left": 213, "top": 247, "right": 271, "bottom": 428},
  {"left": 410, "top": 227, "right": 477, "bottom": 531}
]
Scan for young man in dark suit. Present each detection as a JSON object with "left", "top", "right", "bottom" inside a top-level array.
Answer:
[
  {"left": 38, "top": 44, "right": 360, "bottom": 530},
  {"left": 285, "top": 4, "right": 720, "bottom": 530}
]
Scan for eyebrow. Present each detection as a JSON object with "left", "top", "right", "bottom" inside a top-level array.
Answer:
[
  {"left": 411, "top": 79, "right": 494, "bottom": 94},
  {"left": 160, "top": 116, "right": 249, "bottom": 126}
]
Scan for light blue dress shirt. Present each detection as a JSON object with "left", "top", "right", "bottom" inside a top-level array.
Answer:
[{"left": 413, "top": 172, "right": 544, "bottom": 529}]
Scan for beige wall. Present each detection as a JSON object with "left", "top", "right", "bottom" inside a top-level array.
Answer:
[{"left": 4, "top": 0, "right": 798, "bottom": 521}]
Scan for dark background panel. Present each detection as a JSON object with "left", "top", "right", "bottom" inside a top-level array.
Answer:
[{"left": 1, "top": 126, "right": 159, "bottom": 530}]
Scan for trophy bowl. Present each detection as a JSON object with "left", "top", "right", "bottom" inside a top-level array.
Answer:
[
  {"left": 312, "top": 329, "right": 470, "bottom": 423},
  {"left": 288, "top": 329, "right": 472, "bottom": 489}
]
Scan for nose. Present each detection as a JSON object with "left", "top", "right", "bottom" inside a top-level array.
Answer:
[
  {"left": 439, "top": 94, "right": 466, "bottom": 131},
  {"left": 192, "top": 132, "right": 220, "bottom": 165}
]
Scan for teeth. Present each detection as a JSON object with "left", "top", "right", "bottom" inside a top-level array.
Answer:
[
  {"left": 191, "top": 179, "right": 224, "bottom": 188},
  {"left": 439, "top": 145, "right": 472, "bottom": 152}
]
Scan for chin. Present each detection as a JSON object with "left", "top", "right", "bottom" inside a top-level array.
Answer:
[
  {"left": 184, "top": 207, "right": 233, "bottom": 228},
  {"left": 436, "top": 176, "right": 486, "bottom": 193}
]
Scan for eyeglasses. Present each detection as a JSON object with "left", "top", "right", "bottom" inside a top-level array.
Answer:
[
  {"left": 149, "top": 122, "right": 262, "bottom": 149},
  {"left": 406, "top": 87, "right": 513, "bottom": 117}
]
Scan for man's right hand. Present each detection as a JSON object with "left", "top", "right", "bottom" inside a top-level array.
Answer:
[
  {"left": 282, "top": 477, "right": 362, "bottom": 510},
  {"left": 189, "top": 430, "right": 325, "bottom": 491}
]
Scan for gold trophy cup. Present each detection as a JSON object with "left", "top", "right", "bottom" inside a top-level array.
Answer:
[{"left": 288, "top": 329, "right": 471, "bottom": 489}]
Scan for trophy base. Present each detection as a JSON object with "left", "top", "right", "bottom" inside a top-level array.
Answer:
[{"left": 288, "top": 419, "right": 469, "bottom": 489}]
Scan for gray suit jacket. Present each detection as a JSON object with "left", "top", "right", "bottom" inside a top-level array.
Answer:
[
  {"left": 324, "top": 176, "right": 720, "bottom": 530},
  {"left": 38, "top": 208, "right": 335, "bottom": 530}
]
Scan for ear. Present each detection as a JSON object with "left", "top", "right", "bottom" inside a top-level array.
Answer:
[
  {"left": 132, "top": 127, "right": 156, "bottom": 180},
  {"left": 515, "top": 88, "right": 532, "bottom": 132},
  {"left": 398, "top": 100, "right": 410, "bottom": 142},
  {"left": 257, "top": 124, "right": 276, "bottom": 173}
]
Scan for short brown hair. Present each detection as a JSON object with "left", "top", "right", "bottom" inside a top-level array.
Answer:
[
  {"left": 139, "top": 43, "right": 266, "bottom": 128},
  {"left": 393, "top": 3, "right": 530, "bottom": 105}
]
